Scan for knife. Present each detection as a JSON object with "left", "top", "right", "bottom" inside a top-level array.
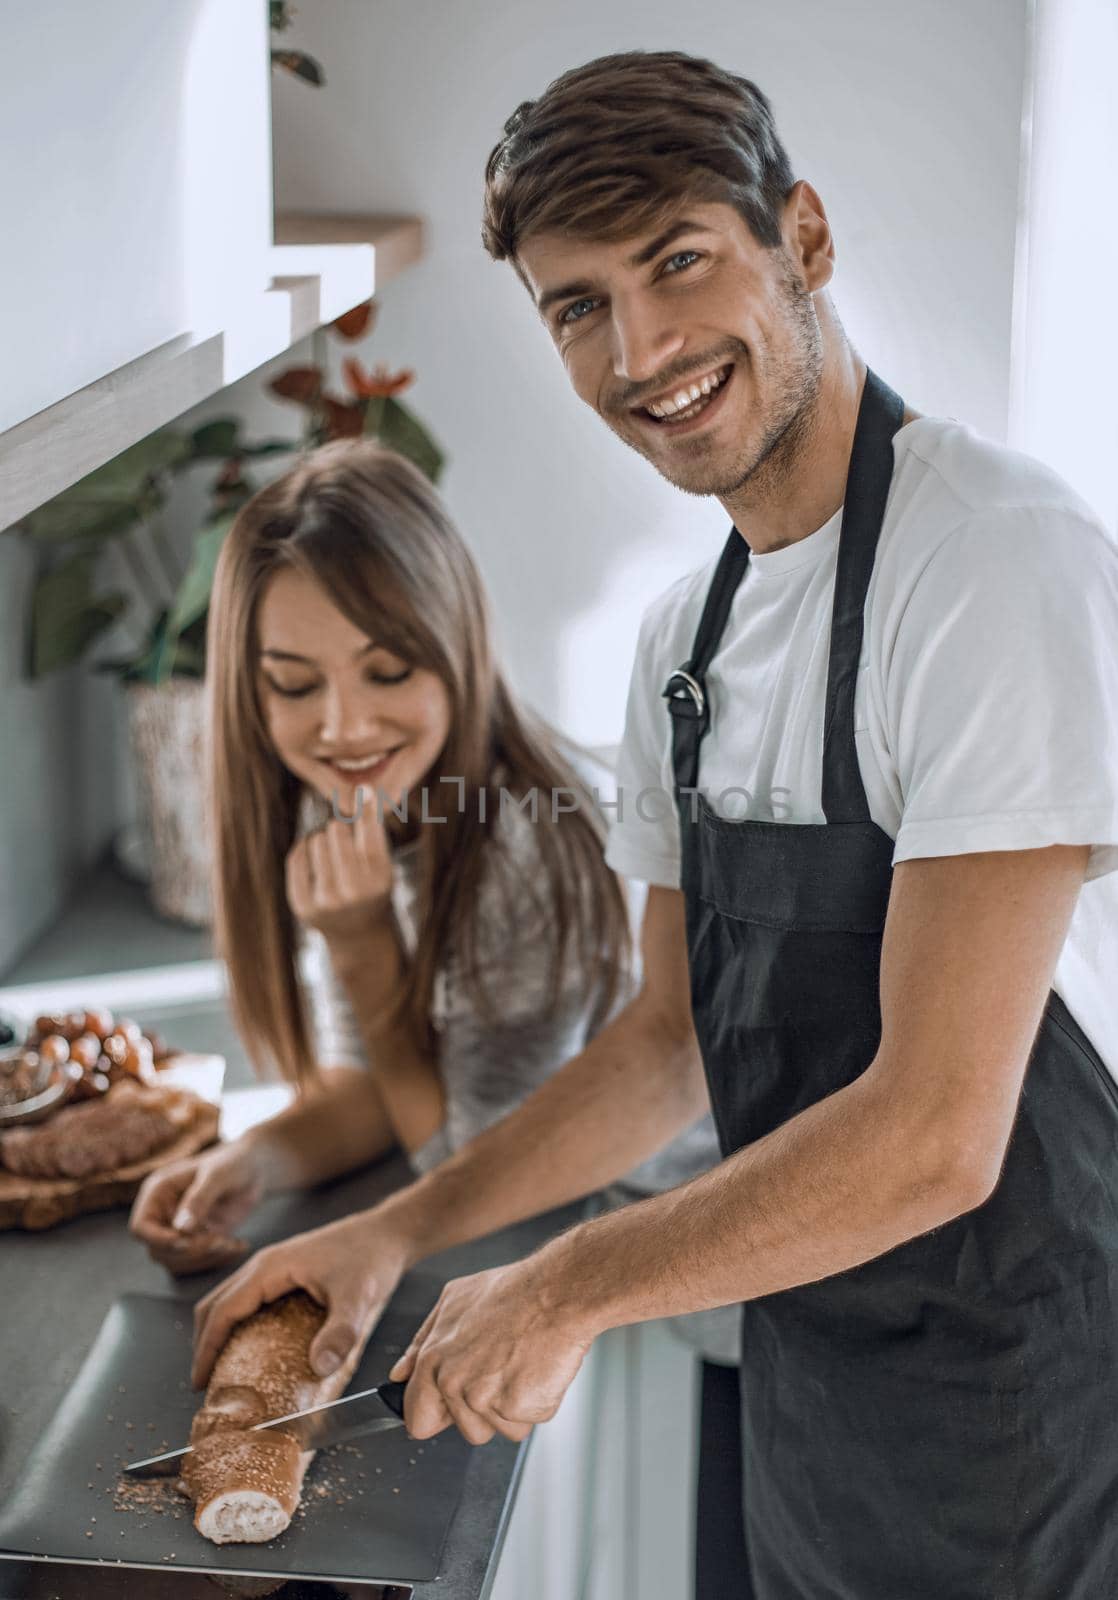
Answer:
[{"left": 123, "top": 1379, "right": 408, "bottom": 1478}]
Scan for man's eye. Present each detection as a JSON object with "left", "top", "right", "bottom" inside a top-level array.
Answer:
[
  {"left": 558, "top": 252, "right": 700, "bottom": 327},
  {"left": 663, "top": 250, "right": 700, "bottom": 274},
  {"left": 559, "top": 297, "right": 598, "bottom": 327}
]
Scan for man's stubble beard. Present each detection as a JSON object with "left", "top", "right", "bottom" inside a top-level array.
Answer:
[{"left": 621, "top": 271, "right": 825, "bottom": 502}]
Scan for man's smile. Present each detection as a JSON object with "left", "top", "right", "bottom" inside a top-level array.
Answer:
[{"left": 627, "top": 362, "right": 736, "bottom": 438}]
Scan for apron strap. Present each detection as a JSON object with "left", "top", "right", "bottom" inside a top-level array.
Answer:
[
  {"left": 663, "top": 368, "right": 906, "bottom": 813},
  {"left": 663, "top": 530, "right": 749, "bottom": 795},
  {"left": 821, "top": 370, "right": 906, "bottom": 823}
]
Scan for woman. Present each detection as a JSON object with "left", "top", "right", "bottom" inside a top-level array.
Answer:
[
  {"left": 130, "top": 439, "right": 638, "bottom": 1271},
  {"left": 130, "top": 438, "right": 711, "bottom": 1276}
]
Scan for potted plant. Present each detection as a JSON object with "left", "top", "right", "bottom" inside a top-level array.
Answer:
[{"left": 9, "top": 303, "right": 444, "bottom": 925}]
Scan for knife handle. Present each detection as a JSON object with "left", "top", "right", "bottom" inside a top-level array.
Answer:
[{"left": 378, "top": 1379, "right": 407, "bottom": 1419}]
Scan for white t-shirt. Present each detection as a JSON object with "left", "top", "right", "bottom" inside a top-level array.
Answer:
[{"left": 606, "top": 416, "right": 1118, "bottom": 1083}]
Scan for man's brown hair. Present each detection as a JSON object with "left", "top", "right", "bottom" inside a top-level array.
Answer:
[{"left": 482, "top": 49, "right": 796, "bottom": 265}]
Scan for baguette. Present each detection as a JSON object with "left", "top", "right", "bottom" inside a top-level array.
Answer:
[{"left": 180, "top": 1290, "right": 360, "bottom": 1545}]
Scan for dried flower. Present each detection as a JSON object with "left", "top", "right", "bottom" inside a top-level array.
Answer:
[
  {"left": 269, "top": 366, "right": 323, "bottom": 406},
  {"left": 332, "top": 301, "right": 377, "bottom": 341},
  {"left": 343, "top": 358, "right": 415, "bottom": 399},
  {"left": 322, "top": 398, "right": 366, "bottom": 440}
]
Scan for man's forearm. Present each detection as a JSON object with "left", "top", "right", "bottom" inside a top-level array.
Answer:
[
  {"left": 377, "top": 994, "right": 709, "bottom": 1267},
  {"left": 539, "top": 847, "right": 1085, "bottom": 1339},
  {"left": 538, "top": 1055, "right": 997, "bottom": 1337}
]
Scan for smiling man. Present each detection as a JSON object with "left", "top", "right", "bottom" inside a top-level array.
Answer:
[
  {"left": 530, "top": 215, "right": 827, "bottom": 512},
  {"left": 192, "top": 50, "right": 1118, "bottom": 1597}
]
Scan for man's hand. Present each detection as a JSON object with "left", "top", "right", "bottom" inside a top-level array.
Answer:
[
  {"left": 191, "top": 1209, "right": 408, "bottom": 1389},
  {"left": 286, "top": 794, "right": 393, "bottom": 950},
  {"left": 388, "top": 1255, "right": 598, "bottom": 1445}
]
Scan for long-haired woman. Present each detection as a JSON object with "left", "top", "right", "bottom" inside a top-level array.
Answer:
[{"left": 130, "top": 438, "right": 685, "bottom": 1272}]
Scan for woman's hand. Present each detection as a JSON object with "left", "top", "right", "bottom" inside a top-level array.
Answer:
[
  {"left": 129, "top": 1140, "right": 270, "bottom": 1276},
  {"left": 190, "top": 1209, "right": 409, "bottom": 1389},
  {"left": 286, "top": 794, "right": 394, "bottom": 951}
]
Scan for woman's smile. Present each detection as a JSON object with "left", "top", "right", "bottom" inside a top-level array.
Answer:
[{"left": 317, "top": 746, "right": 403, "bottom": 792}]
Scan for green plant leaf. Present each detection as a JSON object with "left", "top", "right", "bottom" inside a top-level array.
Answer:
[
  {"left": 373, "top": 397, "right": 446, "bottom": 484},
  {"left": 20, "top": 431, "right": 190, "bottom": 543},
  {"left": 22, "top": 497, "right": 145, "bottom": 545},
  {"left": 29, "top": 551, "right": 128, "bottom": 677},
  {"left": 107, "top": 610, "right": 170, "bottom": 685},
  {"left": 189, "top": 424, "right": 291, "bottom": 463},
  {"left": 239, "top": 438, "right": 297, "bottom": 458},
  {"left": 190, "top": 418, "right": 242, "bottom": 460},
  {"left": 92, "top": 652, "right": 142, "bottom": 677},
  {"left": 169, "top": 635, "right": 206, "bottom": 678},
  {"left": 78, "top": 431, "right": 191, "bottom": 492},
  {"left": 167, "top": 512, "right": 237, "bottom": 638}
]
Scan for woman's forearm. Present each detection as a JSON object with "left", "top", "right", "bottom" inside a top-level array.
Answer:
[
  {"left": 242, "top": 1065, "right": 397, "bottom": 1191},
  {"left": 326, "top": 916, "right": 446, "bottom": 1157}
]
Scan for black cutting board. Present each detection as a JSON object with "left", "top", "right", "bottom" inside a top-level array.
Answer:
[{"left": 0, "top": 1293, "right": 474, "bottom": 1585}]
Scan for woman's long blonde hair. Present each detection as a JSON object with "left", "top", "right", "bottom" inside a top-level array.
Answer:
[{"left": 206, "top": 439, "right": 631, "bottom": 1090}]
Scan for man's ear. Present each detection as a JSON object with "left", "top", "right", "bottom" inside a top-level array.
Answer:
[{"left": 783, "top": 180, "right": 835, "bottom": 294}]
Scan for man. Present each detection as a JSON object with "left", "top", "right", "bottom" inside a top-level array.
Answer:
[{"left": 194, "top": 50, "right": 1118, "bottom": 1596}]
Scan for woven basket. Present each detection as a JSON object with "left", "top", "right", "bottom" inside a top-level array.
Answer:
[{"left": 125, "top": 678, "right": 212, "bottom": 926}]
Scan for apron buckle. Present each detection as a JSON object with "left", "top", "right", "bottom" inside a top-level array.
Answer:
[{"left": 663, "top": 667, "right": 707, "bottom": 720}]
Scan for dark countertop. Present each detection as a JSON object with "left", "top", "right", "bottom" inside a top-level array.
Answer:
[{"left": 0, "top": 1143, "right": 590, "bottom": 1600}]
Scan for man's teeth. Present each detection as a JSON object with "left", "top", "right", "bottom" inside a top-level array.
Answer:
[{"left": 646, "top": 367, "right": 728, "bottom": 420}]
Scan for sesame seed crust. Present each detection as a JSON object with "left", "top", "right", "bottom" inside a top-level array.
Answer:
[{"left": 181, "top": 1291, "right": 361, "bottom": 1545}]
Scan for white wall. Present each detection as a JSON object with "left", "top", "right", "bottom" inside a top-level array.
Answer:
[
  {"left": 270, "top": 0, "right": 1030, "bottom": 747},
  {"left": 1010, "top": 0, "right": 1118, "bottom": 531},
  {"left": 0, "top": 0, "right": 1034, "bottom": 975},
  {"left": 0, "top": 0, "right": 272, "bottom": 972},
  {"left": 0, "top": 0, "right": 271, "bottom": 436}
]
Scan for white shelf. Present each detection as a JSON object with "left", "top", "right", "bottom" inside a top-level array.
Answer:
[{"left": 0, "top": 214, "right": 425, "bottom": 533}]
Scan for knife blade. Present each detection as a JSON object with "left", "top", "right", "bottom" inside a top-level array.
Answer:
[{"left": 123, "top": 1379, "right": 408, "bottom": 1478}]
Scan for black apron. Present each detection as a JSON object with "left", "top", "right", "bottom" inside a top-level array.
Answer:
[{"left": 665, "top": 370, "right": 1118, "bottom": 1598}]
